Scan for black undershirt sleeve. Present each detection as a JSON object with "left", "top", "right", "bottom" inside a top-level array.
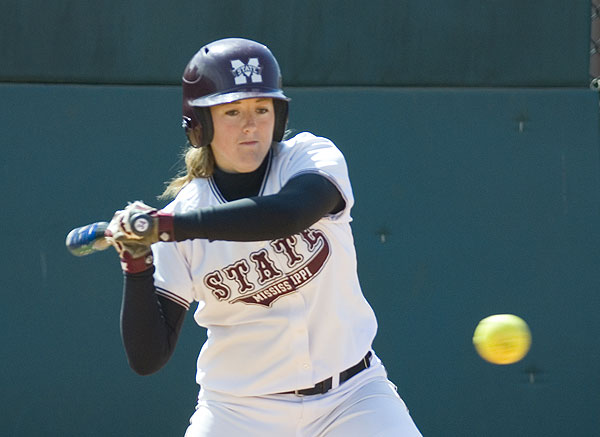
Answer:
[
  {"left": 121, "top": 172, "right": 345, "bottom": 375},
  {"left": 174, "top": 173, "right": 345, "bottom": 242},
  {"left": 121, "top": 267, "right": 186, "bottom": 375}
]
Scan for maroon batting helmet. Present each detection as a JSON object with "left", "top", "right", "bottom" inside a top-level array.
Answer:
[{"left": 182, "top": 38, "right": 290, "bottom": 148}]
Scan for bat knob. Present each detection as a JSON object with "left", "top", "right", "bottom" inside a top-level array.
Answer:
[{"left": 129, "top": 213, "right": 154, "bottom": 237}]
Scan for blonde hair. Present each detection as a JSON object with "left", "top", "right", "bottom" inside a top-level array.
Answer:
[{"left": 160, "top": 127, "right": 215, "bottom": 200}]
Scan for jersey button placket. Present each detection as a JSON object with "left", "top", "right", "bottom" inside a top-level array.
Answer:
[{"left": 288, "top": 294, "right": 312, "bottom": 386}]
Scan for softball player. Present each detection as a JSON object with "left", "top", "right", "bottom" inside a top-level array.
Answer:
[{"left": 106, "top": 38, "right": 422, "bottom": 436}]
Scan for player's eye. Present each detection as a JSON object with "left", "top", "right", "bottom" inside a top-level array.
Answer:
[
  {"left": 256, "top": 107, "right": 269, "bottom": 114},
  {"left": 225, "top": 109, "right": 239, "bottom": 116}
]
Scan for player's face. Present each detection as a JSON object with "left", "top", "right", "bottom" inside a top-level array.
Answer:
[{"left": 209, "top": 98, "right": 275, "bottom": 173}]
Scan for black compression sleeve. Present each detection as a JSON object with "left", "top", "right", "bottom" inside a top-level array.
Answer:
[
  {"left": 174, "top": 173, "right": 345, "bottom": 242},
  {"left": 121, "top": 268, "right": 186, "bottom": 375}
]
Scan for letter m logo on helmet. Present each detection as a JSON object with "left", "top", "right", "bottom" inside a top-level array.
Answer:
[{"left": 230, "top": 58, "right": 263, "bottom": 84}]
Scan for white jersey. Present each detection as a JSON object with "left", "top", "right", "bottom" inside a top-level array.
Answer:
[{"left": 152, "top": 132, "right": 378, "bottom": 396}]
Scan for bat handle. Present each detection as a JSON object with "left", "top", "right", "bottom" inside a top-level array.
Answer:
[{"left": 65, "top": 221, "right": 111, "bottom": 256}]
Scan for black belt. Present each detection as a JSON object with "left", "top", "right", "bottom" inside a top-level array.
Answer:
[{"left": 281, "top": 351, "right": 372, "bottom": 396}]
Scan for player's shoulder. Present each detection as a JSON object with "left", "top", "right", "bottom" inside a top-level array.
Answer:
[
  {"left": 281, "top": 131, "right": 336, "bottom": 148},
  {"left": 274, "top": 131, "right": 341, "bottom": 158},
  {"left": 161, "top": 178, "right": 209, "bottom": 213}
]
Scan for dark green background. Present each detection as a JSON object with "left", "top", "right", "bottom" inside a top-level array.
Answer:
[
  {"left": 1, "top": 1, "right": 599, "bottom": 436},
  {"left": 0, "top": 0, "right": 591, "bottom": 86}
]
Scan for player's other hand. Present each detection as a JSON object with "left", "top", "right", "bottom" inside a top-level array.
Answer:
[{"left": 105, "top": 201, "right": 174, "bottom": 273}]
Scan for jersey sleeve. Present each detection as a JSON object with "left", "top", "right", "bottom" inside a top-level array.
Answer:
[
  {"left": 279, "top": 132, "right": 355, "bottom": 220},
  {"left": 152, "top": 241, "right": 195, "bottom": 309},
  {"left": 151, "top": 187, "right": 203, "bottom": 308}
]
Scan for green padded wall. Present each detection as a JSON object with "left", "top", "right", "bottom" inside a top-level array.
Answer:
[
  {"left": 1, "top": 83, "right": 598, "bottom": 436},
  {"left": 0, "top": 0, "right": 591, "bottom": 87}
]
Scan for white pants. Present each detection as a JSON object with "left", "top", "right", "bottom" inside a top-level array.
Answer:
[{"left": 184, "top": 356, "right": 422, "bottom": 437}]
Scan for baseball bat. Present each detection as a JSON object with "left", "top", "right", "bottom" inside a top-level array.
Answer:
[
  {"left": 65, "top": 221, "right": 111, "bottom": 256},
  {"left": 66, "top": 214, "right": 153, "bottom": 257}
]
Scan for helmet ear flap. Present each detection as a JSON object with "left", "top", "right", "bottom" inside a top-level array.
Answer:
[
  {"left": 186, "top": 108, "right": 214, "bottom": 148},
  {"left": 273, "top": 99, "right": 289, "bottom": 143}
]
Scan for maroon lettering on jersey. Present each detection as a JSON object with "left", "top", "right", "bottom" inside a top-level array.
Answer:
[
  {"left": 223, "top": 260, "right": 255, "bottom": 294},
  {"left": 232, "top": 229, "right": 330, "bottom": 307},
  {"left": 250, "top": 249, "right": 283, "bottom": 284},
  {"left": 300, "top": 228, "right": 320, "bottom": 250},
  {"left": 271, "top": 235, "right": 304, "bottom": 267},
  {"left": 204, "top": 270, "right": 231, "bottom": 301}
]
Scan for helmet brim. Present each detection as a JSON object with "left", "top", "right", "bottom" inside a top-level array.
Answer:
[{"left": 189, "top": 89, "right": 290, "bottom": 107}]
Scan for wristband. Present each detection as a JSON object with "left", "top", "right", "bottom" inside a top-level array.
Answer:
[
  {"left": 120, "top": 250, "right": 154, "bottom": 274},
  {"left": 156, "top": 211, "right": 175, "bottom": 242}
]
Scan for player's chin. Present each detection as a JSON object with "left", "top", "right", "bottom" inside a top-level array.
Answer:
[
  {"left": 236, "top": 149, "right": 270, "bottom": 171},
  {"left": 232, "top": 156, "right": 266, "bottom": 173}
]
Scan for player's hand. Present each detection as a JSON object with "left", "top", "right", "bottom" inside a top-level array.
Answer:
[
  {"left": 106, "top": 206, "right": 154, "bottom": 273},
  {"left": 107, "top": 201, "right": 156, "bottom": 241},
  {"left": 105, "top": 201, "right": 174, "bottom": 273}
]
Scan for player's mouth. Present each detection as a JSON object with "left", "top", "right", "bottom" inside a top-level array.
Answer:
[{"left": 239, "top": 140, "right": 259, "bottom": 146}]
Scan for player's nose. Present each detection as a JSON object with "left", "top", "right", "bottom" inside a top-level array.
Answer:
[{"left": 242, "top": 113, "right": 257, "bottom": 132}]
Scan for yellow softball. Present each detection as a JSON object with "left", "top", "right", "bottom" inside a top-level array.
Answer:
[{"left": 473, "top": 314, "right": 532, "bottom": 365}]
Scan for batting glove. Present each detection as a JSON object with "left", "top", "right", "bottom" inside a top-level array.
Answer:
[{"left": 105, "top": 201, "right": 174, "bottom": 273}]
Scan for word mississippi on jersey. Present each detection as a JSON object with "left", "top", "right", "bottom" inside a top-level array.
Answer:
[{"left": 203, "top": 228, "right": 330, "bottom": 307}]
